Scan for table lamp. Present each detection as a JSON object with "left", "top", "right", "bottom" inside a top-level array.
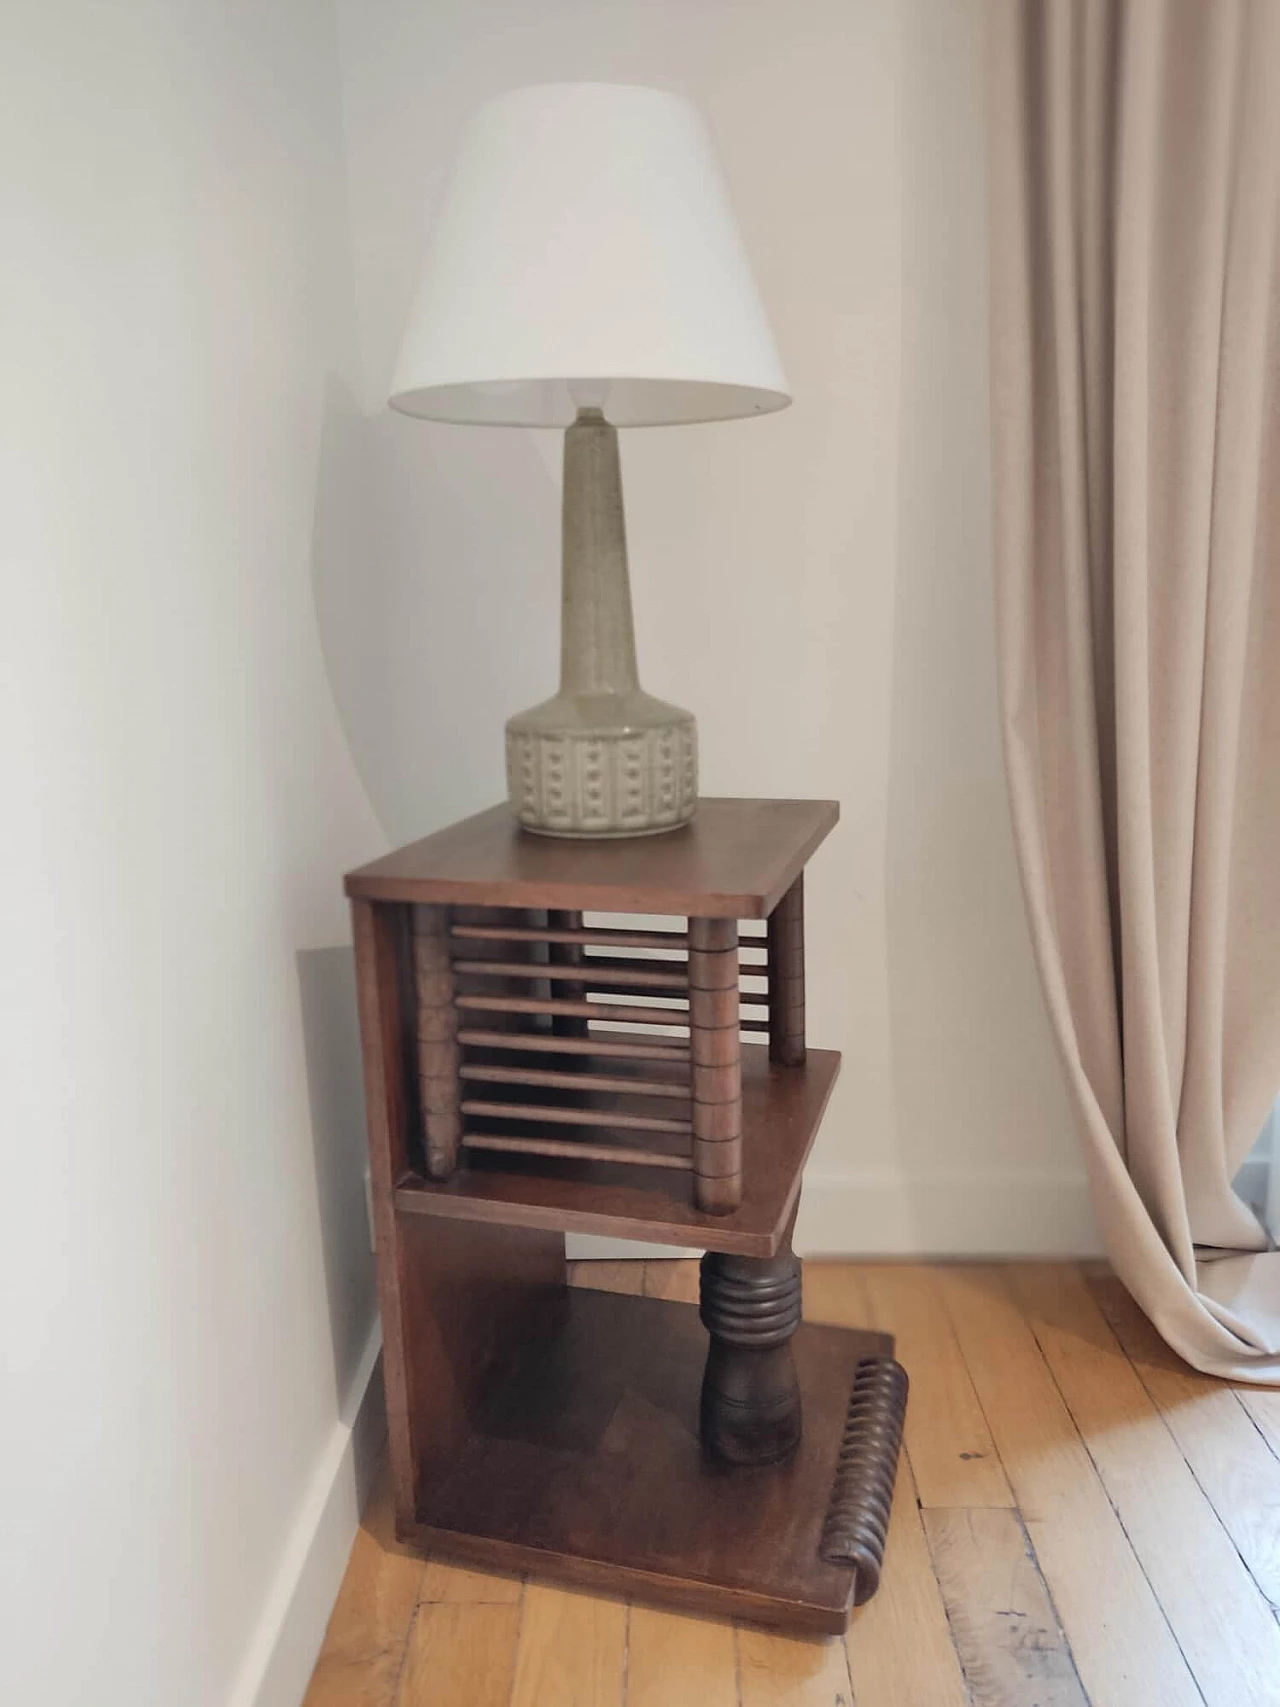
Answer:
[{"left": 389, "top": 82, "right": 790, "bottom": 838}]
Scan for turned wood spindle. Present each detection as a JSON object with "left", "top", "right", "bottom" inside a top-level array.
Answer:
[
  {"left": 688, "top": 915, "right": 743, "bottom": 1215},
  {"left": 412, "top": 903, "right": 462, "bottom": 1179},
  {"left": 699, "top": 1231, "right": 804, "bottom": 1465},
  {"left": 546, "top": 907, "right": 591, "bottom": 1040},
  {"left": 767, "top": 873, "right": 806, "bottom": 1066}
]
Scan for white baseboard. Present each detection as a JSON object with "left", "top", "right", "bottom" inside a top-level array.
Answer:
[
  {"left": 565, "top": 1234, "right": 691, "bottom": 1260},
  {"left": 573, "top": 1171, "right": 1104, "bottom": 1263},
  {"left": 793, "top": 1170, "right": 1104, "bottom": 1258},
  {"left": 227, "top": 1321, "right": 386, "bottom": 1707}
]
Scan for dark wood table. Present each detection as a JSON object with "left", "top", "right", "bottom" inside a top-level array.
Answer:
[{"left": 345, "top": 798, "right": 907, "bottom": 1633}]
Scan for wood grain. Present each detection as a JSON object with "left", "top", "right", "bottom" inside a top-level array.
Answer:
[
  {"left": 461, "top": 1131, "right": 694, "bottom": 1170},
  {"left": 459, "top": 1097, "right": 691, "bottom": 1135},
  {"left": 395, "top": 1603, "right": 520, "bottom": 1707},
  {"left": 299, "top": 1473, "right": 424, "bottom": 1707},
  {"left": 856, "top": 1264, "right": 1014, "bottom": 1509},
  {"left": 350, "top": 898, "right": 426, "bottom": 1529},
  {"left": 922, "top": 1507, "right": 1087, "bottom": 1707},
  {"left": 344, "top": 796, "right": 840, "bottom": 919},
  {"left": 456, "top": 991, "right": 692, "bottom": 1027},
  {"left": 409, "top": 1290, "right": 881, "bottom": 1632},
  {"left": 1011, "top": 1263, "right": 1280, "bottom": 1706},
  {"left": 843, "top": 1451, "right": 968, "bottom": 1707},
  {"left": 626, "top": 1605, "right": 738, "bottom": 1707},
  {"left": 1089, "top": 1268, "right": 1280, "bottom": 1607},
  {"left": 737, "top": 1629, "right": 853, "bottom": 1707},
  {"left": 419, "top": 1555, "right": 523, "bottom": 1605},
  {"left": 507, "top": 1582, "right": 627, "bottom": 1707},
  {"left": 797, "top": 1265, "right": 968, "bottom": 1707},
  {"left": 938, "top": 1265, "right": 1204, "bottom": 1707},
  {"left": 455, "top": 954, "right": 689, "bottom": 990},
  {"left": 457, "top": 1025, "right": 690, "bottom": 1063},
  {"left": 567, "top": 1257, "right": 646, "bottom": 1295},
  {"left": 644, "top": 1259, "right": 700, "bottom": 1302},
  {"left": 458, "top": 1061, "right": 690, "bottom": 1098},
  {"left": 1236, "top": 1384, "right": 1280, "bottom": 1462}
]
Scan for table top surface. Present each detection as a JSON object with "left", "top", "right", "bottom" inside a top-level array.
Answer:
[{"left": 344, "top": 797, "right": 839, "bottom": 918}]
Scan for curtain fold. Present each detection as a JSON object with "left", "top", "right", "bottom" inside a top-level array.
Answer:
[{"left": 988, "top": 0, "right": 1280, "bottom": 1379}]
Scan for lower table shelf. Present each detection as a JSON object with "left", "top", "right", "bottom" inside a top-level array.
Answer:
[{"left": 406, "top": 1284, "right": 900, "bottom": 1634}]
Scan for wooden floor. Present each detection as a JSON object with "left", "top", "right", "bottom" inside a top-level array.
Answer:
[{"left": 303, "top": 1260, "right": 1280, "bottom": 1707}]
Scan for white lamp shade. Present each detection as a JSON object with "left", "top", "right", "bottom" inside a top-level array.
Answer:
[{"left": 389, "top": 83, "right": 790, "bottom": 427}]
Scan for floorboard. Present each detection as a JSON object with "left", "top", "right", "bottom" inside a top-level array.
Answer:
[
  {"left": 626, "top": 1605, "right": 739, "bottom": 1707},
  {"left": 938, "top": 1264, "right": 1204, "bottom": 1707},
  {"left": 1010, "top": 1263, "right": 1280, "bottom": 1707},
  {"left": 797, "top": 1264, "right": 969, "bottom": 1707},
  {"left": 855, "top": 1262, "right": 1015, "bottom": 1509},
  {"left": 643, "top": 1258, "right": 700, "bottom": 1302},
  {"left": 735, "top": 1628, "right": 853, "bottom": 1707},
  {"left": 923, "top": 1506, "right": 1087, "bottom": 1707},
  {"left": 301, "top": 1259, "right": 1280, "bottom": 1707},
  {"left": 396, "top": 1603, "right": 520, "bottom": 1707},
  {"left": 844, "top": 1451, "right": 970, "bottom": 1707},
  {"left": 1089, "top": 1268, "right": 1280, "bottom": 1609},
  {"left": 300, "top": 1476, "right": 424, "bottom": 1707},
  {"left": 508, "top": 1581, "right": 628, "bottom": 1707}
]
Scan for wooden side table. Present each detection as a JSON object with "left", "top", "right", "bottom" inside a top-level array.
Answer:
[{"left": 345, "top": 798, "right": 907, "bottom": 1634}]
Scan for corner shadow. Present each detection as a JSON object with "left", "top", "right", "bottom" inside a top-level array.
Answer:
[{"left": 296, "top": 945, "right": 379, "bottom": 1433}]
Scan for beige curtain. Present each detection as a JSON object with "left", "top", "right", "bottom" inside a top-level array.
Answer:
[{"left": 988, "top": 0, "right": 1280, "bottom": 1380}]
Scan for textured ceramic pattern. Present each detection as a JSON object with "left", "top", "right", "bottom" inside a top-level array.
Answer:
[{"left": 507, "top": 712, "right": 696, "bottom": 837}]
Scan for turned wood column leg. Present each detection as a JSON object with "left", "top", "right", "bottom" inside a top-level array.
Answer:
[
  {"left": 413, "top": 903, "right": 462, "bottom": 1179},
  {"left": 688, "top": 916, "right": 743, "bottom": 1214},
  {"left": 699, "top": 1216, "right": 803, "bottom": 1465},
  {"left": 767, "top": 873, "right": 805, "bottom": 1065}
]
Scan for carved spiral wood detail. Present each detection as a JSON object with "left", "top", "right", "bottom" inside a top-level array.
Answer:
[
  {"left": 819, "top": 1355, "right": 909, "bottom": 1603},
  {"left": 698, "top": 1250, "right": 802, "bottom": 1346}
]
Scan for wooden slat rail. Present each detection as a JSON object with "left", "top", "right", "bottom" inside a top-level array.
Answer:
[
  {"left": 454, "top": 923, "right": 688, "bottom": 950},
  {"left": 457, "top": 993, "right": 693, "bottom": 1027},
  {"left": 460, "top": 1099, "right": 693, "bottom": 1137},
  {"left": 456, "top": 1027, "right": 691, "bottom": 1062},
  {"left": 461, "top": 1133, "right": 693, "bottom": 1170},
  {"left": 452, "top": 957, "right": 688, "bottom": 991},
  {"left": 586, "top": 984, "right": 767, "bottom": 1006},
  {"left": 450, "top": 923, "right": 769, "bottom": 956},
  {"left": 458, "top": 1063, "right": 690, "bottom": 1099}
]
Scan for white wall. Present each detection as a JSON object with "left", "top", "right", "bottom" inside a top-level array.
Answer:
[
  {"left": 332, "top": 0, "right": 1095, "bottom": 1256},
  {"left": 1, "top": 4, "right": 386, "bottom": 1705}
]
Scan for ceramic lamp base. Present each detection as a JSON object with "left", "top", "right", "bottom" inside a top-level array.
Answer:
[
  {"left": 506, "top": 407, "right": 698, "bottom": 839},
  {"left": 506, "top": 691, "right": 696, "bottom": 838}
]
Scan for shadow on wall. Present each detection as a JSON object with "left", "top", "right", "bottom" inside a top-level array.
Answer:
[
  {"left": 309, "top": 372, "right": 560, "bottom": 851},
  {"left": 295, "top": 945, "right": 378, "bottom": 1410},
  {"left": 882, "top": 0, "right": 1090, "bottom": 1255}
]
